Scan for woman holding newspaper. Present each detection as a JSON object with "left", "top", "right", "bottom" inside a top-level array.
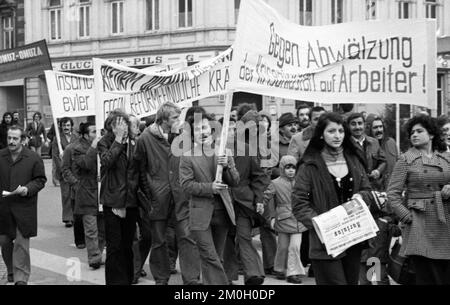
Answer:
[
  {"left": 292, "top": 112, "right": 385, "bottom": 285},
  {"left": 387, "top": 115, "right": 450, "bottom": 285}
]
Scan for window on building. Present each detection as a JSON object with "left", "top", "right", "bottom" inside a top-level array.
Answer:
[
  {"left": 300, "top": 0, "right": 312, "bottom": 25},
  {"left": 365, "top": 0, "right": 377, "bottom": 20},
  {"left": 146, "top": 0, "right": 160, "bottom": 31},
  {"left": 79, "top": 0, "right": 90, "bottom": 38},
  {"left": 425, "top": 0, "right": 440, "bottom": 33},
  {"left": 437, "top": 73, "right": 444, "bottom": 116},
  {"left": 111, "top": 1, "right": 124, "bottom": 34},
  {"left": 178, "top": 0, "right": 193, "bottom": 28},
  {"left": 235, "top": 0, "right": 241, "bottom": 24},
  {"left": 398, "top": 0, "right": 414, "bottom": 19},
  {"left": 331, "top": 0, "right": 343, "bottom": 24},
  {"left": 49, "top": 0, "right": 62, "bottom": 40},
  {"left": 2, "top": 16, "right": 14, "bottom": 49}
]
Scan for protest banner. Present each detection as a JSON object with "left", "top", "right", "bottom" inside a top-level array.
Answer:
[
  {"left": 312, "top": 194, "right": 380, "bottom": 258},
  {"left": 44, "top": 61, "right": 187, "bottom": 154},
  {"left": 230, "top": 0, "right": 437, "bottom": 109},
  {"left": 92, "top": 48, "right": 232, "bottom": 133}
]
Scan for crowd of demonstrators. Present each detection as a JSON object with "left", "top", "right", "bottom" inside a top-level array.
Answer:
[{"left": 4, "top": 102, "right": 450, "bottom": 286}]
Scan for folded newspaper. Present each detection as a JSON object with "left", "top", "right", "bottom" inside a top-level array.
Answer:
[{"left": 312, "top": 194, "right": 379, "bottom": 258}]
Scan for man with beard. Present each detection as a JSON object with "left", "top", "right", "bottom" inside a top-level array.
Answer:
[
  {"left": 359, "top": 116, "right": 400, "bottom": 285},
  {"left": 52, "top": 118, "right": 80, "bottom": 229},
  {"left": 12, "top": 112, "right": 23, "bottom": 129},
  {"left": 288, "top": 106, "right": 326, "bottom": 162},
  {"left": 0, "top": 112, "right": 13, "bottom": 149},
  {"left": 296, "top": 104, "right": 311, "bottom": 132},
  {"left": 0, "top": 126, "right": 46, "bottom": 285},
  {"left": 347, "top": 113, "right": 386, "bottom": 191}
]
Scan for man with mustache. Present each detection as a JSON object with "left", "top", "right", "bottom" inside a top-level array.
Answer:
[
  {"left": 296, "top": 104, "right": 311, "bottom": 132},
  {"left": 347, "top": 113, "right": 386, "bottom": 191},
  {"left": 0, "top": 126, "right": 47, "bottom": 285},
  {"left": 52, "top": 118, "right": 81, "bottom": 234},
  {"left": 367, "top": 117, "right": 398, "bottom": 190},
  {"left": 288, "top": 106, "right": 326, "bottom": 162}
]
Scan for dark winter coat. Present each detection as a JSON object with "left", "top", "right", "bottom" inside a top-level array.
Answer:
[
  {"left": 98, "top": 133, "right": 139, "bottom": 209},
  {"left": 73, "top": 138, "right": 99, "bottom": 215},
  {"left": 52, "top": 133, "right": 78, "bottom": 181},
  {"left": 292, "top": 148, "right": 373, "bottom": 260},
  {"left": 0, "top": 147, "right": 47, "bottom": 238},
  {"left": 134, "top": 124, "right": 181, "bottom": 221},
  {"left": 26, "top": 121, "right": 46, "bottom": 148}
]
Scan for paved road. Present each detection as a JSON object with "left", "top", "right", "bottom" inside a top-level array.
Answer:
[{"left": 1, "top": 159, "right": 316, "bottom": 285}]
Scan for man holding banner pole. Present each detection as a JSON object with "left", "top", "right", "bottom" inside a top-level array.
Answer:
[{"left": 52, "top": 118, "right": 79, "bottom": 229}]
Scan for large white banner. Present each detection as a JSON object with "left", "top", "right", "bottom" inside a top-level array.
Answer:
[
  {"left": 45, "top": 62, "right": 188, "bottom": 119},
  {"left": 93, "top": 48, "right": 232, "bottom": 130},
  {"left": 230, "top": 0, "right": 437, "bottom": 108}
]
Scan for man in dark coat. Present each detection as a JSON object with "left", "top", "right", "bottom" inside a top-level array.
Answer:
[
  {"left": 52, "top": 117, "right": 79, "bottom": 227},
  {"left": 72, "top": 122, "right": 105, "bottom": 269},
  {"left": 61, "top": 130, "right": 85, "bottom": 249},
  {"left": 98, "top": 110, "right": 140, "bottom": 285},
  {"left": 223, "top": 114, "right": 271, "bottom": 285},
  {"left": 0, "top": 126, "right": 47, "bottom": 285},
  {"left": 135, "top": 102, "right": 201, "bottom": 285}
]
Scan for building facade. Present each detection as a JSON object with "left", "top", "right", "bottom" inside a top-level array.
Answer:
[
  {"left": 21, "top": 0, "right": 450, "bottom": 125},
  {"left": 0, "top": 0, "right": 25, "bottom": 122}
]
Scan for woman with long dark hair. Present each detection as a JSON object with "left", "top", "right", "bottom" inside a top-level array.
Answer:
[
  {"left": 292, "top": 112, "right": 380, "bottom": 285},
  {"left": 388, "top": 115, "right": 450, "bottom": 285}
]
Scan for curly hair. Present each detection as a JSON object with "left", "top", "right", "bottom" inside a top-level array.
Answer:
[{"left": 404, "top": 114, "right": 447, "bottom": 152}]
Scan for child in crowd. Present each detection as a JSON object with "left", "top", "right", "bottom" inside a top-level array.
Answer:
[{"left": 264, "top": 155, "right": 307, "bottom": 284}]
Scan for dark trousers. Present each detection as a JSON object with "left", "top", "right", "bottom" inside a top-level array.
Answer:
[
  {"left": 104, "top": 207, "right": 138, "bottom": 285},
  {"left": 259, "top": 225, "right": 277, "bottom": 271},
  {"left": 191, "top": 209, "right": 229, "bottom": 285},
  {"left": 236, "top": 215, "right": 265, "bottom": 282},
  {"left": 167, "top": 219, "right": 178, "bottom": 271},
  {"left": 176, "top": 217, "right": 201, "bottom": 285},
  {"left": 1, "top": 239, "right": 13, "bottom": 275},
  {"left": 71, "top": 200, "right": 85, "bottom": 246},
  {"left": 410, "top": 256, "right": 450, "bottom": 285},
  {"left": 311, "top": 246, "right": 362, "bottom": 285},
  {"left": 133, "top": 208, "right": 152, "bottom": 278},
  {"left": 300, "top": 232, "right": 311, "bottom": 267},
  {"left": 149, "top": 219, "right": 172, "bottom": 284},
  {"left": 223, "top": 226, "right": 241, "bottom": 282}
]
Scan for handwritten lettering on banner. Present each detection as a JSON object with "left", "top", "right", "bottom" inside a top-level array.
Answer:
[
  {"left": 93, "top": 48, "right": 232, "bottom": 128},
  {"left": 45, "top": 71, "right": 95, "bottom": 118},
  {"left": 230, "top": 0, "right": 436, "bottom": 108}
]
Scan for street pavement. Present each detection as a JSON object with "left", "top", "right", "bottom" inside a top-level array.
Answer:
[{"left": 1, "top": 159, "right": 316, "bottom": 286}]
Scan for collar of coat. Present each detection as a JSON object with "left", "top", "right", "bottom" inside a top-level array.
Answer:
[
  {"left": 0, "top": 146, "right": 31, "bottom": 163},
  {"left": 402, "top": 147, "right": 450, "bottom": 165}
]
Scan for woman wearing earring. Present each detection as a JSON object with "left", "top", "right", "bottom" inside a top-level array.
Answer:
[
  {"left": 292, "top": 112, "right": 379, "bottom": 285},
  {"left": 388, "top": 115, "right": 450, "bottom": 285}
]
